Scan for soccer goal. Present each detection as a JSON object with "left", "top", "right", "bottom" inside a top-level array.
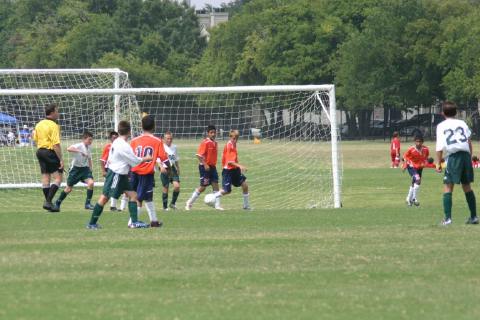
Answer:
[{"left": 0, "top": 82, "right": 341, "bottom": 209}]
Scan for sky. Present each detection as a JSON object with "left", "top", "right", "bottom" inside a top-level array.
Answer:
[{"left": 189, "top": 0, "right": 233, "bottom": 9}]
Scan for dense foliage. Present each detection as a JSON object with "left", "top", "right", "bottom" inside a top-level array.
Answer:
[{"left": 2, "top": 0, "right": 480, "bottom": 133}]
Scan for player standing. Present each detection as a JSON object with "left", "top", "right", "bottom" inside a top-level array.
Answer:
[
  {"left": 86, "top": 120, "right": 152, "bottom": 229},
  {"left": 436, "top": 101, "right": 478, "bottom": 225},
  {"left": 185, "top": 125, "right": 222, "bottom": 210},
  {"left": 129, "top": 115, "right": 169, "bottom": 227},
  {"left": 390, "top": 131, "right": 401, "bottom": 168},
  {"left": 403, "top": 135, "right": 429, "bottom": 206},
  {"left": 100, "top": 130, "right": 122, "bottom": 211},
  {"left": 54, "top": 131, "right": 95, "bottom": 210},
  {"left": 161, "top": 131, "right": 181, "bottom": 210},
  {"left": 33, "top": 103, "right": 63, "bottom": 212},
  {"left": 212, "top": 129, "right": 251, "bottom": 210}
]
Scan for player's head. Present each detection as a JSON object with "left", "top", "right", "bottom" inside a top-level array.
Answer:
[
  {"left": 442, "top": 101, "right": 457, "bottom": 118},
  {"left": 82, "top": 131, "right": 94, "bottom": 145},
  {"left": 229, "top": 129, "right": 240, "bottom": 141},
  {"left": 473, "top": 155, "right": 479, "bottom": 162},
  {"left": 45, "top": 103, "right": 59, "bottom": 120},
  {"left": 108, "top": 131, "right": 119, "bottom": 142},
  {"left": 427, "top": 157, "right": 434, "bottom": 164},
  {"left": 392, "top": 131, "right": 399, "bottom": 138},
  {"left": 164, "top": 131, "right": 173, "bottom": 146},
  {"left": 414, "top": 135, "right": 424, "bottom": 147},
  {"left": 118, "top": 120, "right": 131, "bottom": 137},
  {"left": 141, "top": 115, "right": 155, "bottom": 132},
  {"left": 207, "top": 125, "right": 216, "bottom": 140}
]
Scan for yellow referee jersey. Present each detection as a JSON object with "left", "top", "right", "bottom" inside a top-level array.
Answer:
[{"left": 33, "top": 119, "right": 61, "bottom": 150}]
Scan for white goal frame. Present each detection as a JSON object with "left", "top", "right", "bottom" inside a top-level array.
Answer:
[{"left": 0, "top": 84, "right": 341, "bottom": 208}]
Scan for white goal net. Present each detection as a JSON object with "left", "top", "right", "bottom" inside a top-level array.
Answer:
[{"left": 0, "top": 76, "right": 341, "bottom": 209}]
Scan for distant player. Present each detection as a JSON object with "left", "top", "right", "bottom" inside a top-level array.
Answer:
[
  {"left": 129, "top": 115, "right": 169, "bottom": 227},
  {"left": 390, "top": 131, "right": 401, "bottom": 168},
  {"left": 161, "top": 131, "right": 181, "bottom": 211},
  {"left": 86, "top": 120, "right": 152, "bottom": 229},
  {"left": 185, "top": 125, "right": 222, "bottom": 210},
  {"left": 424, "top": 157, "right": 436, "bottom": 169},
  {"left": 100, "top": 130, "right": 123, "bottom": 211},
  {"left": 33, "top": 103, "right": 63, "bottom": 212},
  {"left": 54, "top": 131, "right": 95, "bottom": 210},
  {"left": 436, "top": 101, "right": 478, "bottom": 225},
  {"left": 472, "top": 156, "right": 480, "bottom": 168},
  {"left": 212, "top": 129, "right": 251, "bottom": 210},
  {"left": 403, "top": 135, "right": 429, "bottom": 206}
]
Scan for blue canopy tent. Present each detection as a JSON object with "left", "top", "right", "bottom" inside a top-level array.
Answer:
[{"left": 0, "top": 112, "right": 17, "bottom": 125}]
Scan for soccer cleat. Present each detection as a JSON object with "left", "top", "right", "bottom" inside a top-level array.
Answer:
[
  {"left": 150, "top": 221, "right": 163, "bottom": 228},
  {"left": 49, "top": 203, "right": 60, "bottom": 213},
  {"left": 215, "top": 206, "right": 225, "bottom": 211},
  {"left": 412, "top": 199, "right": 420, "bottom": 206},
  {"left": 128, "top": 221, "right": 150, "bottom": 229},
  {"left": 169, "top": 203, "right": 177, "bottom": 210},
  {"left": 441, "top": 218, "right": 452, "bottom": 226},
  {"left": 84, "top": 203, "right": 94, "bottom": 210},
  {"left": 43, "top": 201, "right": 53, "bottom": 211},
  {"left": 55, "top": 200, "right": 62, "bottom": 209},
  {"left": 405, "top": 198, "right": 413, "bottom": 206},
  {"left": 86, "top": 223, "right": 101, "bottom": 230},
  {"left": 110, "top": 206, "right": 118, "bottom": 212},
  {"left": 466, "top": 216, "right": 479, "bottom": 225},
  {"left": 185, "top": 202, "right": 192, "bottom": 211},
  {"left": 243, "top": 206, "right": 252, "bottom": 211},
  {"left": 163, "top": 207, "right": 169, "bottom": 212}
]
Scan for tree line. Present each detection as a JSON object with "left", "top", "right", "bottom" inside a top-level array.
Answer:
[{"left": 1, "top": 0, "right": 480, "bottom": 136}]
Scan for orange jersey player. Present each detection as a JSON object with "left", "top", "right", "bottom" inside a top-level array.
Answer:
[
  {"left": 185, "top": 124, "right": 222, "bottom": 210},
  {"left": 129, "top": 115, "right": 169, "bottom": 227},
  {"left": 403, "top": 135, "right": 429, "bottom": 207},
  {"left": 211, "top": 129, "right": 251, "bottom": 210},
  {"left": 390, "top": 131, "right": 401, "bottom": 168}
]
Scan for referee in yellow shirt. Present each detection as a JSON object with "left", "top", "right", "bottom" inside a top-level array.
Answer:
[{"left": 33, "top": 103, "right": 64, "bottom": 212}]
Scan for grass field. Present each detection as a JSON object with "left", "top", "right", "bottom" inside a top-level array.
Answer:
[{"left": 2, "top": 140, "right": 480, "bottom": 319}]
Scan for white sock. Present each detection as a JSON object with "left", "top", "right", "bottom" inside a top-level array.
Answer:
[
  {"left": 407, "top": 186, "right": 414, "bottom": 201},
  {"left": 120, "top": 195, "right": 128, "bottom": 210},
  {"left": 188, "top": 190, "right": 201, "bottom": 205},
  {"left": 214, "top": 191, "right": 222, "bottom": 198},
  {"left": 110, "top": 198, "right": 117, "bottom": 207},
  {"left": 243, "top": 193, "right": 250, "bottom": 208},
  {"left": 137, "top": 205, "right": 143, "bottom": 217},
  {"left": 145, "top": 201, "right": 157, "bottom": 222},
  {"left": 413, "top": 184, "right": 420, "bottom": 200},
  {"left": 215, "top": 193, "right": 221, "bottom": 208}
]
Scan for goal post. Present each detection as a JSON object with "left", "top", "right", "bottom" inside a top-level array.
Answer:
[{"left": 0, "top": 84, "right": 341, "bottom": 209}]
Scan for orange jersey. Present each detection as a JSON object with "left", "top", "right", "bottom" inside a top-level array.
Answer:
[
  {"left": 403, "top": 145, "right": 429, "bottom": 169},
  {"left": 100, "top": 143, "right": 112, "bottom": 167},
  {"left": 130, "top": 134, "right": 167, "bottom": 175},
  {"left": 222, "top": 140, "right": 238, "bottom": 169},
  {"left": 390, "top": 137, "right": 400, "bottom": 153},
  {"left": 196, "top": 138, "right": 218, "bottom": 166}
]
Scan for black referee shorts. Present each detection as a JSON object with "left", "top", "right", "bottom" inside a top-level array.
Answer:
[{"left": 36, "top": 148, "right": 62, "bottom": 174}]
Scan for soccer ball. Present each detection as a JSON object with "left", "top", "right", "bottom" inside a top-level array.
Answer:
[{"left": 204, "top": 193, "right": 216, "bottom": 207}]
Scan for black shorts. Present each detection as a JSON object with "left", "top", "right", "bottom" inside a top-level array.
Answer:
[
  {"left": 36, "top": 148, "right": 62, "bottom": 174},
  {"left": 222, "top": 168, "right": 246, "bottom": 193}
]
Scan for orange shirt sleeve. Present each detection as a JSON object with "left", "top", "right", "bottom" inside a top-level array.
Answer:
[{"left": 100, "top": 144, "right": 111, "bottom": 162}]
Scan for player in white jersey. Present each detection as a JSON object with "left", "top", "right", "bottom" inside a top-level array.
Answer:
[
  {"left": 86, "top": 120, "right": 152, "bottom": 229},
  {"left": 160, "top": 131, "right": 181, "bottom": 210},
  {"left": 54, "top": 131, "right": 95, "bottom": 210},
  {"left": 436, "top": 101, "right": 478, "bottom": 225}
]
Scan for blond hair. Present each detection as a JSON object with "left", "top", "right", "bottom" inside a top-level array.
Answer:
[{"left": 229, "top": 129, "right": 239, "bottom": 138}]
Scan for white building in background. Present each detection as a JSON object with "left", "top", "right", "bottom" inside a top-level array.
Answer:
[{"left": 196, "top": 8, "right": 229, "bottom": 41}]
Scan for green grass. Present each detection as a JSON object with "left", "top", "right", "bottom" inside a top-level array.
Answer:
[{"left": 2, "top": 141, "right": 480, "bottom": 319}]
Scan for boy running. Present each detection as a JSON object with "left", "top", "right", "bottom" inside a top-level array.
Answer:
[
  {"left": 128, "top": 115, "right": 168, "bottom": 227},
  {"left": 212, "top": 130, "right": 251, "bottom": 210},
  {"left": 436, "top": 101, "right": 478, "bottom": 225},
  {"left": 86, "top": 120, "right": 152, "bottom": 229},
  {"left": 185, "top": 125, "right": 222, "bottom": 210},
  {"left": 161, "top": 131, "right": 181, "bottom": 211},
  {"left": 54, "top": 131, "right": 95, "bottom": 210},
  {"left": 99, "top": 131, "right": 122, "bottom": 211},
  {"left": 403, "top": 135, "right": 429, "bottom": 206}
]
